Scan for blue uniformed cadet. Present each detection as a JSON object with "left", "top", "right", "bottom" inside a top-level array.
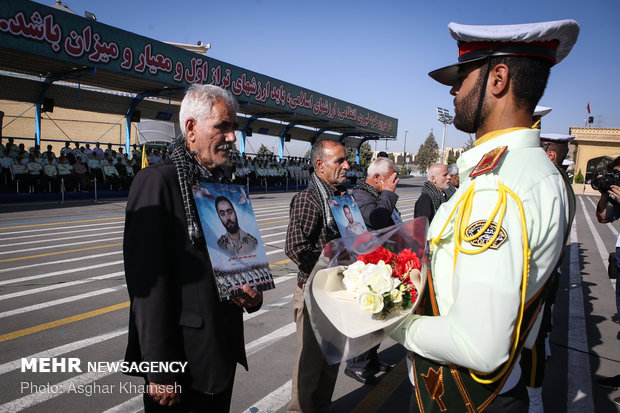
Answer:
[{"left": 391, "top": 20, "right": 579, "bottom": 413}]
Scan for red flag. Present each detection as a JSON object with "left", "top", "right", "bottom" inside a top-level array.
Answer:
[{"left": 587, "top": 102, "right": 591, "bottom": 114}]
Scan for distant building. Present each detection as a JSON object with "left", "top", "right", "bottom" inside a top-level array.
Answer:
[
  {"left": 371, "top": 150, "right": 414, "bottom": 166},
  {"left": 440, "top": 147, "right": 464, "bottom": 163},
  {"left": 570, "top": 126, "right": 620, "bottom": 194}
]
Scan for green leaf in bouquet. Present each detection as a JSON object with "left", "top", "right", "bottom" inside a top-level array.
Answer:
[{"left": 402, "top": 291, "right": 412, "bottom": 309}]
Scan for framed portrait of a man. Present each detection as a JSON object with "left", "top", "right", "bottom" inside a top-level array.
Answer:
[
  {"left": 330, "top": 194, "right": 367, "bottom": 239},
  {"left": 193, "top": 182, "right": 275, "bottom": 301}
]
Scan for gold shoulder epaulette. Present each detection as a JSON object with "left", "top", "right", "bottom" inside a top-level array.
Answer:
[{"left": 469, "top": 146, "right": 507, "bottom": 178}]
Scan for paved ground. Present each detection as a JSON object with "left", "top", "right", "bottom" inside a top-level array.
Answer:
[{"left": 0, "top": 176, "right": 618, "bottom": 412}]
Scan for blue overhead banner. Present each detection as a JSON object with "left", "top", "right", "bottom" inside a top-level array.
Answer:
[{"left": 0, "top": 0, "right": 398, "bottom": 136}]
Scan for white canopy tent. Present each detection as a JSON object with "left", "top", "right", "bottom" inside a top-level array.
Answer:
[{"left": 136, "top": 120, "right": 177, "bottom": 145}]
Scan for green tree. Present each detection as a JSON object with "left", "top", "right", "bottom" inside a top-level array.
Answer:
[
  {"left": 345, "top": 142, "right": 373, "bottom": 167},
  {"left": 446, "top": 155, "right": 458, "bottom": 165},
  {"left": 574, "top": 169, "right": 584, "bottom": 184},
  {"left": 358, "top": 142, "right": 373, "bottom": 167},
  {"left": 416, "top": 131, "right": 440, "bottom": 174},
  {"left": 257, "top": 144, "right": 274, "bottom": 157},
  {"left": 388, "top": 153, "right": 396, "bottom": 162}
]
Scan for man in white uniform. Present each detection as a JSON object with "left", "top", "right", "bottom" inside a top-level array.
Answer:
[{"left": 392, "top": 20, "right": 579, "bottom": 412}]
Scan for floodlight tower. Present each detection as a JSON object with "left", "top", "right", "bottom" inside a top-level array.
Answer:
[
  {"left": 436, "top": 107, "right": 454, "bottom": 164},
  {"left": 402, "top": 130, "right": 408, "bottom": 168}
]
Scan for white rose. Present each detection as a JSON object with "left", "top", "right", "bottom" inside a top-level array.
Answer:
[
  {"left": 361, "top": 262, "right": 394, "bottom": 294},
  {"left": 358, "top": 291, "right": 384, "bottom": 314},
  {"left": 342, "top": 261, "right": 368, "bottom": 294},
  {"left": 390, "top": 288, "right": 403, "bottom": 303}
]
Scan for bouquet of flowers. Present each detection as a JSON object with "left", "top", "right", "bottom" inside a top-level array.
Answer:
[
  {"left": 305, "top": 218, "right": 428, "bottom": 364},
  {"left": 342, "top": 246, "right": 420, "bottom": 319}
]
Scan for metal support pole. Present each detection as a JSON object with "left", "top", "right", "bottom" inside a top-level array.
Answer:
[
  {"left": 440, "top": 124, "right": 447, "bottom": 164},
  {"left": 436, "top": 107, "right": 453, "bottom": 164},
  {"left": 403, "top": 130, "right": 408, "bottom": 168},
  {"left": 125, "top": 97, "right": 143, "bottom": 156},
  {"left": 355, "top": 137, "right": 373, "bottom": 164},
  {"left": 278, "top": 136, "right": 285, "bottom": 161},
  {"left": 93, "top": 177, "right": 98, "bottom": 202},
  {"left": 35, "top": 104, "right": 42, "bottom": 146},
  {"left": 124, "top": 115, "right": 133, "bottom": 156},
  {"left": 36, "top": 67, "right": 96, "bottom": 147},
  {"left": 60, "top": 178, "right": 65, "bottom": 203},
  {"left": 240, "top": 130, "right": 246, "bottom": 155}
]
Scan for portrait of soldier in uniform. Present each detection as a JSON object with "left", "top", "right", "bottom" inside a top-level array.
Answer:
[
  {"left": 215, "top": 195, "right": 258, "bottom": 256},
  {"left": 343, "top": 204, "right": 365, "bottom": 237}
]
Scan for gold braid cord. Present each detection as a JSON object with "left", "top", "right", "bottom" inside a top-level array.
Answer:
[{"left": 429, "top": 180, "right": 531, "bottom": 384}]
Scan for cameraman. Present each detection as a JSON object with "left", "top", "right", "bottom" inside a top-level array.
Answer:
[
  {"left": 594, "top": 156, "right": 620, "bottom": 391},
  {"left": 595, "top": 157, "right": 620, "bottom": 225}
]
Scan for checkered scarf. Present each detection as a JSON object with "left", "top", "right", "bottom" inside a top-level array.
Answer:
[
  {"left": 308, "top": 172, "right": 340, "bottom": 237},
  {"left": 170, "top": 137, "right": 225, "bottom": 245},
  {"left": 356, "top": 179, "right": 381, "bottom": 199},
  {"left": 422, "top": 180, "right": 447, "bottom": 214}
]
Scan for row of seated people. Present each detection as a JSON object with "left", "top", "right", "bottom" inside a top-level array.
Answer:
[
  {"left": 229, "top": 154, "right": 312, "bottom": 186},
  {"left": 229, "top": 153, "right": 367, "bottom": 186},
  {"left": 1, "top": 153, "right": 140, "bottom": 193},
  {"left": 54, "top": 140, "right": 171, "bottom": 166},
  {"left": 0, "top": 139, "right": 174, "bottom": 193},
  {"left": 0, "top": 139, "right": 367, "bottom": 191},
  {"left": 0, "top": 138, "right": 171, "bottom": 168}
]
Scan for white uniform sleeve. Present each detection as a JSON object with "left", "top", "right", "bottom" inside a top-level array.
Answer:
[{"left": 392, "top": 173, "right": 566, "bottom": 373}]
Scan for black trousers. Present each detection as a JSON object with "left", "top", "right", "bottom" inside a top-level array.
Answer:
[
  {"left": 143, "top": 377, "right": 235, "bottom": 413},
  {"left": 346, "top": 344, "right": 380, "bottom": 371}
]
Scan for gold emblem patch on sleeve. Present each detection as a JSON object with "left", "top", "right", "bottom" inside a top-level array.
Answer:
[{"left": 465, "top": 220, "right": 507, "bottom": 249}]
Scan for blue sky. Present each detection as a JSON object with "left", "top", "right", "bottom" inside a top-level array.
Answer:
[{"left": 42, "top": 0, "right": 620, "bottom": 157}]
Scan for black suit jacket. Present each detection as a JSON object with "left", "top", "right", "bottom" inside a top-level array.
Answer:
[
  {"left": 123, "top": 160, "right": 258, "bottom": 394},
  {"left": 351, "top": 187, "right": 399, "bottom": 230}
]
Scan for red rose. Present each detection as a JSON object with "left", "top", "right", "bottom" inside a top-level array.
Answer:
[
  {"left": 411, "top": 286, "right": 418, "bottom": 303},
  {"left": 394, "top": 249, "right": 421, "bottom": 277},
  {"left": 357, "top": 246, "right": 396, "bottom": 266}
]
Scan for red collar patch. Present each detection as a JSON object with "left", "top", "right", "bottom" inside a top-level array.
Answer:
[{"left": 469, "top": 146, "right": 508, "bottom": 178}]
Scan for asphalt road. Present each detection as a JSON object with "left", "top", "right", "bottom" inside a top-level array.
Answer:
[{"left": 0, "top": 176, "right": 618, "bottom": 412}]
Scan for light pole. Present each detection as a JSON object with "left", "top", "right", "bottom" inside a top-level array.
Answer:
[
  {"left": 436, "top": 107, "right": 454, "bottom": 164},
  {"left": 402, "top": 130, "right": 408, "bottom": 169}
]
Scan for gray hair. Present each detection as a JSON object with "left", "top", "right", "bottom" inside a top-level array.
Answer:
[
  {"left": 428, "top": 163, "right": 446, "bottom": 179},
  {"left": 366, "top": 157, "right": 395, "bottom": 178},
  {"left": 447, "top": 163, "right": 459, "bottom": 176},
  {"left": 311, "top": 139, "right": 341, "bottom": 166},
  {"left": 179, "top": 84, "right": 239, "bottom": 138}
]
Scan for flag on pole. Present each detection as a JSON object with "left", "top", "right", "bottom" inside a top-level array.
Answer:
[
  {"left": 587, "top": 102, "right": 591, "bottom": 114},
  {"left": 141, "top": 144, "right": 149, "bottom": 169}
]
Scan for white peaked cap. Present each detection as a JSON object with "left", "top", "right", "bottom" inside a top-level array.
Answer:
[
  {"left": 429, "top": 19, "right": 580, "bottom": 86},
  {"left": 540, "top": 133, "right": 575, "bottom": 144},
  {"left": 533, "top": 106, "right": 552, "bottom": 117}
]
